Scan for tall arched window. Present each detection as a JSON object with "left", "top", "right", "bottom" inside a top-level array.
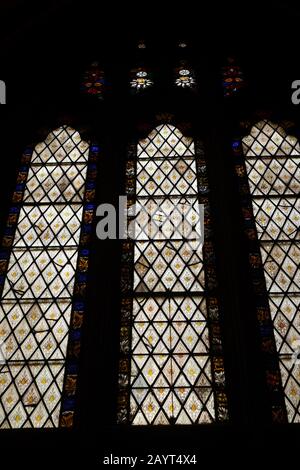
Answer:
[
  {"left": 118, "top": 124, "right": 228, "bottom": 425},
  {"left": 0, "top": 126, "right": 99, "bottom": 428},
  {"left": 234, "top": 120, "right": 300, "bottom": 422}
]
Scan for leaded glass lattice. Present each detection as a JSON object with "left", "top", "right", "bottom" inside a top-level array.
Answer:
[
  {"left": 240, "top": 120, "right": 300, "bottom": 422},
  {"left": 118, "top": 124, "right": 228, "bottom": 425},
  {"left": 0, "top": 126, "right": 98, "bottom": 428}
]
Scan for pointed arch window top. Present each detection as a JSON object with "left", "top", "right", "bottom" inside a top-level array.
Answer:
[
  {"left": 31, "top": 126, "right": 90, "bottom": 164},
  {"left": 138, "top": 124, "right": 194, "bottom": 158},
  {"left": 242, "top": 120, "right": 300, "bottom": 157}
]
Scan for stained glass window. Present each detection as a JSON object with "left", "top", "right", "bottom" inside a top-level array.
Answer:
[
  {"left": 0, "top": 80, "right": 6, "bottom": 105},
  {"left": 174, "top": 64, "right": 196, "bottom": 89},
  {"left": 234, "top": 120, "right": 300, "bottom": 422},
  {"left": 81, "top": 61, "right": 106, "bottom": 99},
  {"left": 130, "top": 67, "right": 153, "bottom": 91},
  {"left": 118, "top": 124, "right": 228, "bottom": 425},
  {"left": 0, "top": 126, "right": 98, "bottom": 428},
  {"left": 222, "top": 57, "right": 245, "bottom": 97},
  {"left": 178, "top": 41, "right": 188, "bottom": 49},
  {"left": 137, "top": 41, "right": 146, "bottom": 49}
]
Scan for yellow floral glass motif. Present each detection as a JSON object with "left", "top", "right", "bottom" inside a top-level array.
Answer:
[
  {"left": 0, "top": 126, "right": 89, "bottom": 428},
  {"left": 129, "top": 125, "right": 215, "bottom": 424}
]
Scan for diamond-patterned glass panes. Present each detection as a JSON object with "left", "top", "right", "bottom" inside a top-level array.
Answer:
[
  {"left": 119, "top": 125, "right": 227, "bottom": 425},
  {"left": 137, "top": 159, "right": 198, "bottom": 196},
  {"left": 129, "top": 296, "right": 214, "bottom": 425},
  {"left": 134, "top": 241, "right": 205, "bottom": 293},
  {"left": 138, "top": 125, "right": 194, "bottom": 159},
  {"left": 0, "top": 126, "right": 90, "bottom": 428},
  {"left": 14, "top": 205, "right": 83, "bottom": 247},
  {"left": 242, "top": 120, "right": 300, "bottom": 422}
]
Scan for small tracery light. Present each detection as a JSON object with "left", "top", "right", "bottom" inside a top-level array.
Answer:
[
  {"left": 222, "top": 57, "right": 245, "bottom": 97},
  {"left": 81, "top": 61, "right": 106, "bottom": 99},
  {"left": 137, "top": 71, "right": 147, "bottom": 77},
  {"left": 175, "top": 68, "right": 195, "bottom": 88},
  {"left": 130, "top": 69, "right": 153, "bottom": 90}
]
